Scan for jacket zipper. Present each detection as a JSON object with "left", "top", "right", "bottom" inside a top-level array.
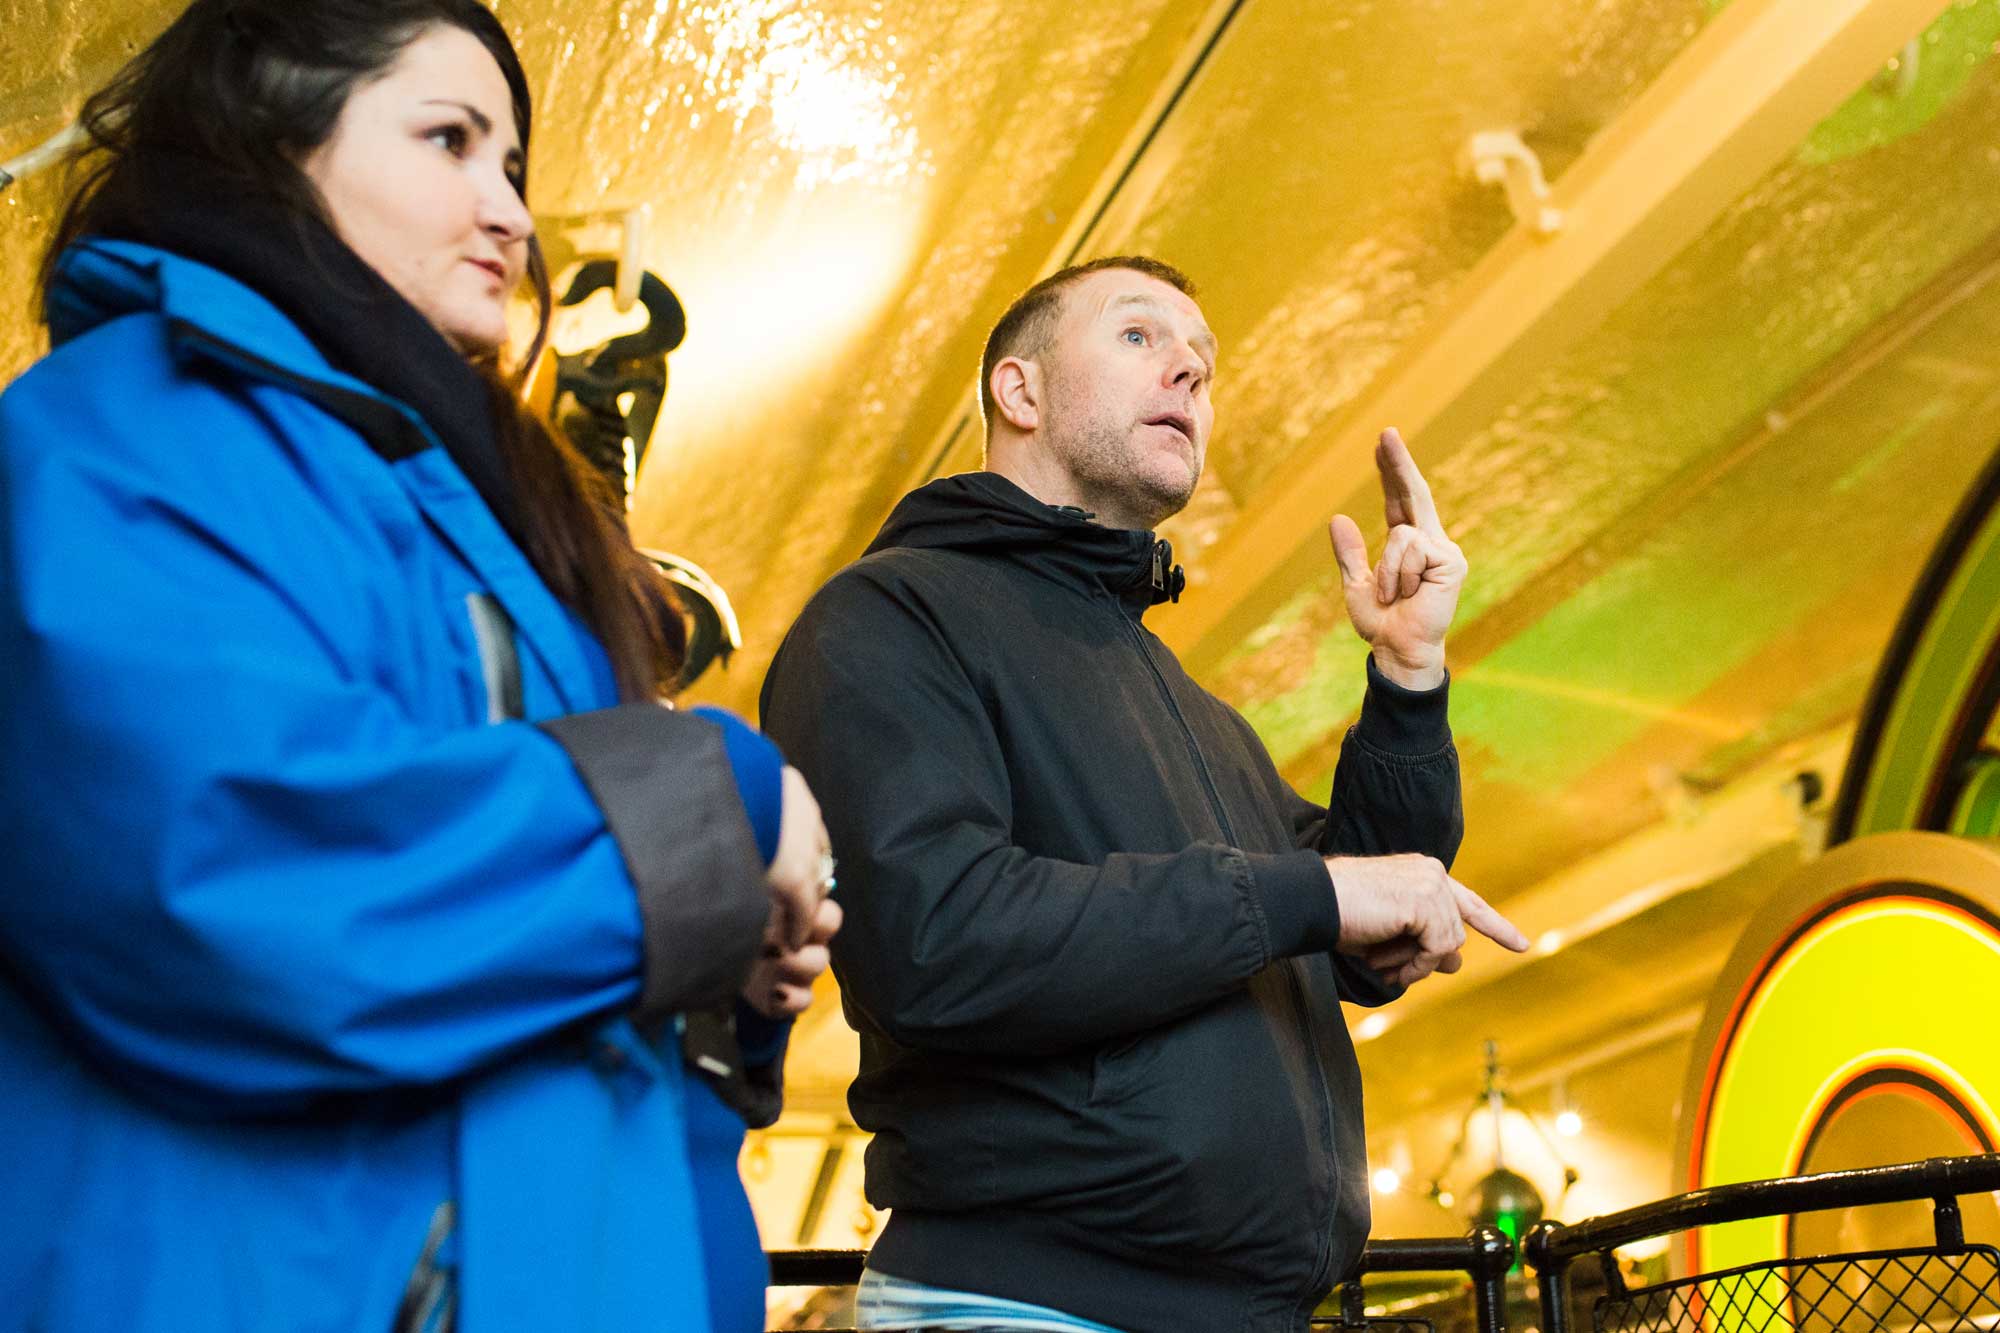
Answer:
[{"left": 1111, "top": 599, "right": 1340, "bottom": 1322}]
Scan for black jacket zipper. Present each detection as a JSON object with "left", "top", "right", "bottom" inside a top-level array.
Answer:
[{"left": 1111, "top": 595, "right": 1340, "bottom": 1322}]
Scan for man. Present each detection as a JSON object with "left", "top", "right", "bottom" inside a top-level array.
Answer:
[{"left": 760, "top": 257, "right": 1528, "bottom": 1333}]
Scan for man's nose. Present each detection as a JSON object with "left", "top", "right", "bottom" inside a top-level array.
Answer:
[{"left": 1166, "top": 344, "right": 1205, "bottom": 388}]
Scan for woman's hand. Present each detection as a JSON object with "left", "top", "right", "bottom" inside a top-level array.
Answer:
[
  {"left": 741, "top": 896, "right": 842, "bottom": 1019},
  {"left": 744, "top": 766, "right": 840, "bottom": 1017},
  {"left": 766, "top": 765, "right": 830, "bottom": 949}
]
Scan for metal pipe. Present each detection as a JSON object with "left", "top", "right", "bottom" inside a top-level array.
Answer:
[
  {"left": 765, "top": 1225, "right": 1521, "bottom": 1316},
  {"left": 1533, "top": 1153, "right": 2000, "bottom": 1263},
  {"left": 767, "top": 1248, "right": 865, "bottom": 1288}
]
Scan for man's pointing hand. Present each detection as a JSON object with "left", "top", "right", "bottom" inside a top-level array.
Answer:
[{"left": 1325, "top": 853, "right": 1529, "bottom": 988}]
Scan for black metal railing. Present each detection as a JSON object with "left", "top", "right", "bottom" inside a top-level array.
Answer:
[
  {"left": 1525, "top": 1154, "right": 2000, "bottom": 1333},
  {"left": 766, "top": 1225, "right": 1516, "bottom": 1333},
  {"left": 1326, "top": 1229, "right": 1518, "bottom": 1333},
  {"left": 768, "top": 1154, "right": 2000, "bottom": 1332}
]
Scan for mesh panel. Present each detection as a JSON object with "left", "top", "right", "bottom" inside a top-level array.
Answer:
[{"left": 1595, "top": 1246, "right": 2000, "bottom": 1333}]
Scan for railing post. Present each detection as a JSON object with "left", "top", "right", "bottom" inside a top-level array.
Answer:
[
  {"left": 1340, "top": 1278, "right": 1369, "bottom": 1329},
  {"left": 1466, "top": 1222, "right": 1515, "bottom": 1333},
  {"left": 1525, "top": 1220, "right": 1571, "bottom": 1333}
]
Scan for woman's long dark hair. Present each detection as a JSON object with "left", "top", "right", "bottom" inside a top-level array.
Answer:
[{"left": 42, "top": 0, "right": 684, "bottom": 699}]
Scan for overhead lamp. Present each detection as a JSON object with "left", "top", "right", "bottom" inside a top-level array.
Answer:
[{"left": 1418, "top": 1040, "right": 1581, "bottom": 1261}]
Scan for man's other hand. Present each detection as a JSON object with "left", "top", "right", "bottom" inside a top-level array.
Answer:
[
  {"left": 1325, "top": 853, "right": 1528, "bottom": 987},
  {"left": 1328, "top": 428, "right": 1466, "bottom": 691}
]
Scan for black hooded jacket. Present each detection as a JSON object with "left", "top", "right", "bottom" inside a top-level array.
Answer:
[{"left": 760, "top": 472, "right": 1463, "bottom": 1332}]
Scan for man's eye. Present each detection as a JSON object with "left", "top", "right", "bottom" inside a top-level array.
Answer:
[{"left": 1123, "top": 328, "right": 1146, "bottom": 345}]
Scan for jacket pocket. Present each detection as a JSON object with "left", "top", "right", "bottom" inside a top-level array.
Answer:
[
  {"left": 1068, "top": 990, "right": 1323, "bottom": 1282},
  {"left": 1087, "top": 1030, "right": 1163, "bottom": 1106}
]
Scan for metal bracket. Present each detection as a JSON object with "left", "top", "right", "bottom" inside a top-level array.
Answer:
[
  {"left": 1934, "top": 1195, "right": 1967, "bottom": 1252},
  {"left": 1462, "top": 130, "right": 1562, "bottom": 237},
  {"left": 0, "top": 121, "right": 87, "bottom": 198}
]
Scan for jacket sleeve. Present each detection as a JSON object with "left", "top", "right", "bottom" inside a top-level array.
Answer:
[
  {"left": 759, "top": 570, "right": 1340, "bottom": 1058},
  {"left": 0, "top": 357, "right": 769, "bottom": 1115},
  {"left": 1276, "top": 655, "right": 1465, "bottom": 1006}
]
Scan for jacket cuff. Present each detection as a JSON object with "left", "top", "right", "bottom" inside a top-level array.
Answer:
[
  {"left": 735, "top": 1002, "right": 793, "bottom": 1069},
  {"left": 1241, "top": 849, "right": 1342, "bottom": 960},
  {"left": 541, "top": 704, "right": 772, "bottom": 1023},
  {"left": 1354, "top": 655, "right": 1452, "bottom": 756}
]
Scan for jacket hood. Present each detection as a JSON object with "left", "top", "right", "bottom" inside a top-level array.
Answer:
[
  {"left": 866, "top": 471, "right": 1186, "bottom": 610},
  {"left": 49, "top": 240, "right": 339, "bottom": 390}
]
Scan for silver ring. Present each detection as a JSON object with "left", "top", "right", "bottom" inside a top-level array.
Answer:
[{"left": 816, "top": 851, "right": 837, "bottom": 897}]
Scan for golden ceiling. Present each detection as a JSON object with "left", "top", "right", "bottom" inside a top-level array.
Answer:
[{"left": 6, "top": 0, "right": 2000, "bottom": 1254}]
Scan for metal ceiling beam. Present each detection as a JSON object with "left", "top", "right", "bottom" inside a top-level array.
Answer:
[{"left": 1157, "top": 0, "right": 1958, "bottom": 666}]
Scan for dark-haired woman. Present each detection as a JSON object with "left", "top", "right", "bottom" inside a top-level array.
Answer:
[{"left": 0, "top": 3, "right": 836, "bottom": 1330}]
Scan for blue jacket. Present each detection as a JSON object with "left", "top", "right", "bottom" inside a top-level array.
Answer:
[{"left": 0, "top": 240, "right": 778, "bottom": 1331}]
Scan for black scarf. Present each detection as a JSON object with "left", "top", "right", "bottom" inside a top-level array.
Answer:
[{"left": 94, "top": 155, "right": 527, "bottom": 546}]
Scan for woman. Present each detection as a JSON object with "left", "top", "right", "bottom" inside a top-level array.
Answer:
[{"left": 0, "top": 2, "right": 836, "bottom": 1330}]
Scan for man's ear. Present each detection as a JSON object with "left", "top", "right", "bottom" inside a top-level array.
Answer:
[{"left": 990, "top": 356, "right": 1040, "bottom": 432}]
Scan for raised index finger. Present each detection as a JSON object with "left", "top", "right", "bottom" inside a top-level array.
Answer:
[
  {"left": 1450, "top": 879, "right": 1530, "bottom": 953},
  {"left": 1377, "top": 428, "right": 1445, "bottom": 538}
]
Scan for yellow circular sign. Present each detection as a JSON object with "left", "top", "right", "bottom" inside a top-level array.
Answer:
[{"left": 1678, "top": 834, "right": 2000, "bottom": 1278}]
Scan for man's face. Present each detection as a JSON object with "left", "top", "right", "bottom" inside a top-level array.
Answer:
[{"left": 1035, "top": 268, "right": 1217, "bottom": 530}]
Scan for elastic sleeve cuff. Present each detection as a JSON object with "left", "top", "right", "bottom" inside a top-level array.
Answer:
[
  {"left": 1241, "top": 849, "right": 1342, "bottom": 959},
  {"left": 1354, "top": 655, "right": 1452, "bottom": 756},
  {"left": 734, "top": 1002, "right": 793, "bottom": 1068},
  {"left": 540, "top": 704, "right": 772, "bottom": 1023}
]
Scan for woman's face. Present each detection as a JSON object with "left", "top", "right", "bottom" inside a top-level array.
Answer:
[{"left": 301, "top": 25, "right": 533, "bottom": 357}]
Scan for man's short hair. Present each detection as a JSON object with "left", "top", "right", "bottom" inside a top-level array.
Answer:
[{"left": 978, "top": 256, "right": 1196, "bottom": 433}]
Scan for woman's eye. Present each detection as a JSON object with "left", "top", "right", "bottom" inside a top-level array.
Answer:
[{"left": 426, "top": 124, "right": 469, "bottom": 155}]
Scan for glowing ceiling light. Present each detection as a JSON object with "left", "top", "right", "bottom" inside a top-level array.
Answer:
[
  {"left": 649, "top": 0, "right": 928, "bottom": 192},
  {"left": 1372, "top": 1168, "right": 1401, "bottom": 1195},
  {"left": 1355, "top": 1013, "right": 1392, "bottom": 1042},
  {"left": 1555, "top": 1109, "right": 1583, "bottom": 1138}
]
